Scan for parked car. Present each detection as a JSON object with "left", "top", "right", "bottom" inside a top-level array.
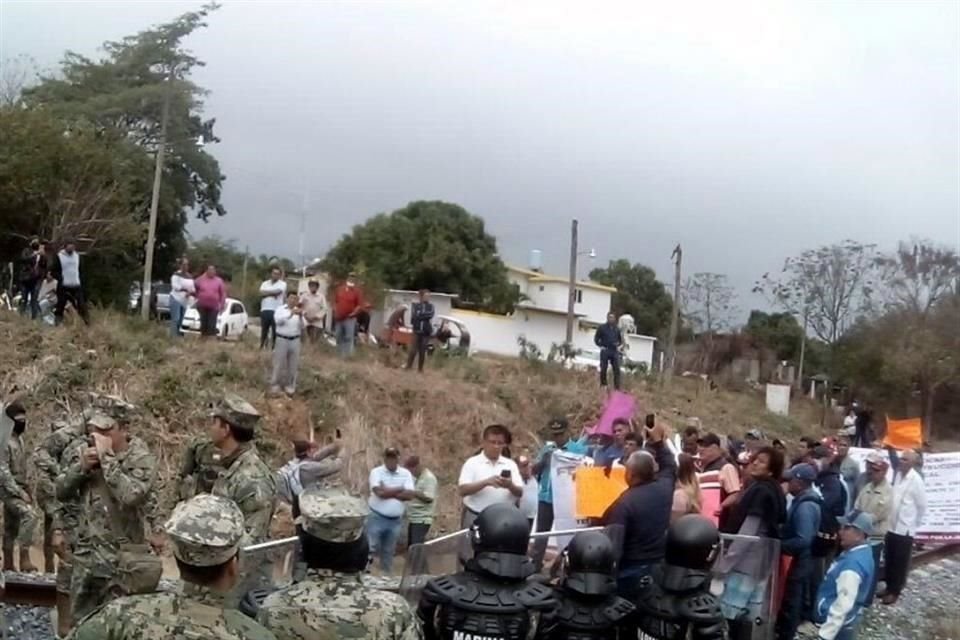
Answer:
[
  {"left": 181, "top": 298, "right": 249, "bottom": 340},
  {"left": 128, "top": 281, "right": 170, "bottom": 319}
]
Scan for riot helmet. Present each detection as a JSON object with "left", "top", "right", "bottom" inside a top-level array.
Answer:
[
  {"left": 470, "top": 503, "right": 534, "bottom": 579},
  {"left": 661, "top": 515, "right": 719, "bottom": 592},
  {"left": 562, "top": 531, "right": 617, "bottom": 596}
]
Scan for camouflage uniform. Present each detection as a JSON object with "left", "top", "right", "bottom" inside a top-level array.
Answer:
[
  {"left": 1, "top": 430, "right": 40, "bottom": 560},
  {"left": 257, "top": 487, "right": 422, "bottom": 640},
  {"left": 209, "top": 395, "right": 278, "bottom": 603},
  {"left": 35, "top": 417, "right": 86, "bottom": 579},
  {"left": 178, "top": 436, "right": 224, "bottom": 500},
  {"left": 67, "top": 494, "right": 277, "bottom": 640},
  {"left": 56, "top": 412, "right": 159, "bottom": 621}
]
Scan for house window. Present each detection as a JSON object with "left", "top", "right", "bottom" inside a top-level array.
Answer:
[
  {"left": 576, "top": 289, "right": 583, "bottom": 303},
  {"left": 539, "top": 285, "right": 545, "bottom": 292}
]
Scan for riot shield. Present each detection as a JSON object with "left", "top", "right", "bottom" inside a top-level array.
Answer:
[
  {"left": 399, "top": 529, "right": 471, "bottom": 608},
  {"left": 712, "top": 533, "right": 781, "bottom": 640},
  {"left": 532, "top": 524, "right": 624, "bottom": 581}
]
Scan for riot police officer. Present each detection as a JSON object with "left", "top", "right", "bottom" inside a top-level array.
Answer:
[
  {"left": 418, "top": 503, "right": 556, "bottom": 640},
  {"left": 634, "top": 514, "right": 726, "bottom": 640},
  {"left": 538, "top": 530, "right": 635, "bottom": 640}
]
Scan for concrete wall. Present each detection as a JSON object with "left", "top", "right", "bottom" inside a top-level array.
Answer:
[
  {"left": 624, "top": 334, "right": 656, "bottom": 370},
  {"left": 367, "top": 290, "right": 455, "bottom": 336},
  {"left": 449, "top": 308, "right": 572, "bottom": 358}
]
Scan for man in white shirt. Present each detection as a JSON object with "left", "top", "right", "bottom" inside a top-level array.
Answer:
[
  {"left": 517, "top": 455, "right": 538, "bottom": 532},
  {"left": 269, "top": 292, "right": 304, "bottom": 396},
  {"left": 299, "top": 279, "right": 327, "bottom": 344},
  {"left": 458, "top": 424, "right": 523, "bottom": 529},
  {"left": 54, "top": 240, "right": 90, "bottom": 325},
  {"left": 169, "top": 257, "right": 195, "bottom": 338},
  {"left": 367, "top": 447, "right": 415, "bottom": 575},
  {"left": 881, "top": 449, "right": 926, "bottom": 605},
  {"left": 258, "top": 267, "right": 287, "bottom": 350}
]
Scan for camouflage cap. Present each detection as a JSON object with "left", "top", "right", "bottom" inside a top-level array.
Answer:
[
  {"left": 296, "top": 487, "right": 369, "bottom": 543},
  {"left": 86, "top": 412, "right": 117, "bottom": 431},
  {"left": 89, "top": 393, "right": 138, "bottom": 423},
  {"left": 164, "top": 494, "right": 245, "bottom": 567},
  {"left": 211, "top": 393, "right": 260, "bottom": 431}
]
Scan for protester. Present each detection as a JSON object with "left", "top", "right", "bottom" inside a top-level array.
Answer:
[
  {"left": 18, "top": 237, "right": 46, "bottom": 318},
  {"left": 366, "top": 447, "right": 414, "bottom": 575},
  {"left": 596, "top": 418, "right": 631, "bottom": 467},
  {"left": 803, "top": 511, "right": 877, "bottom": 640},
  {"left": 681, "top": 423, "right": 701, "bottom": 456},
  {"left": 772, "top": 439, "right": 787, "bottom": 455},
  {"left": 853, "top": 406, "right": 875, "bottom": 448},
  {"left": 841, "top": 408, "right": 857, "bottom": 438},
  {"left": 811, "top": 446, "right": 848, "bottom": 606},
  {"left": 332, "top": 273, "right": 364, "bottom": 357},
  {"left": 276, "top": 440, "right": 342, "bottom": 505},
  {"left": 853, "top": 451, "right": 891, "bottom": 605},
  {"left": 404, "top": 455, "right": 437, "bottom": 546},
  {"left": 530, "top": 418, "right": 589, "bottom": 570},
  {"left": 193, "top": 264, "right": 226, "bottom": 339},
  {"left": 881, "top": 449, "right": 926, "bottom": 606},
  {"left": 593, "top": 312, "right": 624, "bottom": 390},
  {"left": 404, "top": 289, "right": 435, "bottom": 372},
  {"left": 600, "top": 423, "right": 677, "bottom": 599},
  {"left": 671, "top": 453, "right": 703, "bottom": 522},
  {"left": 725, "top": 446, "right": 786, "bottom": 537},
  {"left": 169, "top": 257, "right": 195, "bottom": 338},
  {"left": 457, "top": 424, "right": 523, "bottom": 534},
  {"left": 269, "top": 292, "right": 304, "bottom": 397},
  {"left": 258, "top": 267, "right": 287, "bottom": 350},
  {"left": 776, "top": 464, "right": 823, "bottom": 640},
  {"left": 54, "top": 240, "right": 90, "bottom": 325},
  {"left": 516, "top": 455, "right": 538, "bottom": 532},
  {"left": 37, "top": 270, "right": 58, "bottom": 324},
  {"left": 833, "top": 436, "right": 860, "bottom": 508},
  {"left": 697, "top": 432, "right": 741, "bottom": 530},
  {"left": 299, "top": 279, "right": 327, "bottom": 344},
  {"left": 615, "top": 433, "right": 641, "bottom": 467}
]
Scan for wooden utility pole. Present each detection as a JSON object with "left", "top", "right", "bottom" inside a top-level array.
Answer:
[
  {"left": 565, "top": 219, "right": 579, "bottom": 345},
  {"left": 664, "top": 244, "right": 682, "bottom": 384},
  {"left": 241, "top": 245, "right": 249, "bottom": 296},
  {"left": 796, "top": 310, "right": 808, "bottom": 391},
  {"left": 141, "top": 71, "right": 172, "bottom": 320}
]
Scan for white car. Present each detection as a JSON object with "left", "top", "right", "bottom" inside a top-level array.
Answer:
[{"left": 181, "top": 298, "right": 249, "bottom": 340}]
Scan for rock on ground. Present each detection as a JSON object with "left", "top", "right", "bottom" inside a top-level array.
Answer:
[{"left": 859, "top": 557, "right": 960, "bottom": 640}]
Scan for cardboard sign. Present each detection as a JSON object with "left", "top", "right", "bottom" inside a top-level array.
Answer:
[
  {"left": 575, "top": 466, "right": 627, "bottom": 519},
  {"left": 588, "top": 391, "right": 636, "bottom": 437},
  {"left": 883, "top": 417, "right": 923, "bottom": 450}
]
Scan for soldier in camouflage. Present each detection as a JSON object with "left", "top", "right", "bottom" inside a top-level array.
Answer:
[
  {"left": 67, "top": 494, "right": 278, "bottom": 640},
  {"left": 208, "top": 394, "right": 278, "bottom": 604},
  {"left": 56, "top": 411, "right": 161, "bottom": 621},
  {"left": 1, "top": 402, "right": 39, "bottom": 572},
  {"left": 34, "top": 414, "right": 83, "bottom": 574},
  {"left": 178, "top": 435, "right": 223, "bottom": 500},
  {"left": 257, "top": 486, "right": 422, "bottom": 640}
]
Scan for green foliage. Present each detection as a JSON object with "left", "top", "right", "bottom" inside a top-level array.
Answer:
[
  {"left": 589, "top": 259, "right": 673, "bottom": 337},
  {"left": 185, "top": 235, "right": 296, "bottom": 310},
  {"left": 321, "top": 201, "right": 518, "bottom": 311},
  {"left": 517, "top": 335, "right": 543, "bottom": 361},
  {"left": 547, "top": 342, "right": 580, "bottom": 364},
  {"left": 744, "top": 310, "right": 804, "bottom": 361}
]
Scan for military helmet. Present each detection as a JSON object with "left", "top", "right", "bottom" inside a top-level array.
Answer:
[
  {"left": 563, "top": 531, "right": 617, "bottom": 596},
  {"left": 470, "top": 503, "right": 534, "bottom": 580},
  {"left": 297, "top": 487, "right": 369, "bottom": 543},
  {"left": 165, "top": 494, "right": 245, "bottom": 567},
  {"left": 211, "top": 393, "right": 260, "bottom": 431},
  {"left": 665, "top": 514, "right": 719, "bottom": 571}
]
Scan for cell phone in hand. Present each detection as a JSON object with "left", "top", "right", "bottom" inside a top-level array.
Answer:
[{"left": 500, "top": 470, "right": 511, "bottom": 479}]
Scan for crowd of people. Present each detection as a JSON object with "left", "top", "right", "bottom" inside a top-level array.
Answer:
[{"left": 11, "top": 237, "right": 90, "bottom": 325}]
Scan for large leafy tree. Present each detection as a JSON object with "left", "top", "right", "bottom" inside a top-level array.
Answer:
[
  {"left": 321, "top": 201, "right": 517, "bottom": 310},
  {"left": 588, "top": 259, "right": 674, "bottom": 336},
  {"left": 743, "top": 310, "right": 804, "bottom": 361},
  {"left": 19, "top": 3, "right": 224, "bottom": 284}
]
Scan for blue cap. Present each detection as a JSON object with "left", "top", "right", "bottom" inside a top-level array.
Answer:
[
  {"left": 838, "top": 510, "right": 874, "bottom": 536},
  {"left": 784, "top": 463, "right": 817, "bottom": 482}
]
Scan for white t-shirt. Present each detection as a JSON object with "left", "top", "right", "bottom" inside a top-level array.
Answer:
[
  {"left": 458, "top": 452, "right": 523, "bottom": 514},
  {"left": 170, "top": 272, "right": 196, "bottom": 305},
  {"left": 58, "top": 251, "right": 81, "bottom": 288},
  {"left": 519, "top": 476, "right": 539, "bottom": 520},
  {"left": 368, "top": 465, "right": 415, "bottom": 519},
  {"left": 259, "top": 279, "right": 287, "bottom": 312}
]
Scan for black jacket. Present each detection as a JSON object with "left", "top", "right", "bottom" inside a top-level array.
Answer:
[
  {"left": 411, "top": 301, "right": 436, "bottom": 336},
  {"left": 594, "top": 323, "right": 622, "bottom": 351}
]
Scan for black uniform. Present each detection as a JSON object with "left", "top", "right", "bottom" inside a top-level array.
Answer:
[
  {"left": 538, "top": 531, "right": 635, "bottom": 640},
  {"left": 418, "top": 503, "right": 556, "bottom": 640},
  {"left": 634, "top": 515, "right": 726, "bottom": 640}
]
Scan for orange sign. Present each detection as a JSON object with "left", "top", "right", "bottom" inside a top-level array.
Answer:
[
  {"left": 883, "top": 416, "right": 923, "bottom": 450},
  {"left": 575, "top": 466, "right": 627, "bottom": 519}
]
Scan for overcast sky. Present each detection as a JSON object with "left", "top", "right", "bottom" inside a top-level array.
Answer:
[{"left": 2, "top": 1, "right": 958, "bottom": 315}]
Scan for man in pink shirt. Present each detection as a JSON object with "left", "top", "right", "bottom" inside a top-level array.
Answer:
[{"left": 193, "top": 264, "right": 226, "bottom": 339}]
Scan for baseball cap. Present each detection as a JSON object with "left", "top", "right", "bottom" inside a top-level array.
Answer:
[
  {"left": 86, "top": 412, "right": 117, "bottom": 431},
  {"left": 865, "top": 451, "right": 888, "bottom": 467},
  {"left": 548, "top": 417, "right": 569, "bottom": 433},
  {"left": 698, "top": 433, "right": 722, "bottom": 448},
  {"left": 297, "top": 487, "right": 369, "bottom": 543},
  {"left": 784, "top": 463, "right": 817, "bottom": 482},
  {"left": 211, "top": 394, "right": 260, "bottom": 431},
  {"left": 838, "top": 510, "right": 874, "bottom": 536},
  {"left": 165, "top": 494, "right": 245, "bottom": 567}
]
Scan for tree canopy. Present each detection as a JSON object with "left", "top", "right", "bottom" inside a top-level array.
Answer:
[
  {"left": 683, "top": 272, "right": 737, "bottom": 333},
  {"left": 588, "top": 259, "right": 674, "bottom": 337},
  {"left": 320, "top": 200, "right": 517, "bottom": 311}
]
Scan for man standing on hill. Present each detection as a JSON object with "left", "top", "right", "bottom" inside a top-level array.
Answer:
[
  {"left": 333, "top": 273, "right": 363, "bottom": 357},
  {"left": 594, "top": 312, "right": 623, "bottom": 390},
  {"left": 270, "top": 291, "right": 305, "bottom": 397},
  {"left": 1, "top": 402, "right": 39, "bottom": 572},
  {"left": 18, "top": 237, "right": 46, "bottom": 318},
  {"left": 54, "top": 240, "right": 90, "bottom": 325},
  {"left": 258, "top": 267, "right": 287, "bottom": 350},
  {"left": 404, "top": 455, "right": 438, "bottom": 545},
  {"left": 404, "top": 289, "right": 435, "bottom": 372},
  {"left": 366, "top": 447, "right": 415, "bottom": 575},
  {"left": 881, "top": 449, "right": 926, "bottom": 606},
  {"left": 299, "top": 279, "right": 328, "bottom": 344}
]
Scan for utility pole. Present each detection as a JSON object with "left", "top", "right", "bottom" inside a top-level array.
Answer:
[
  {"left": 796, "top": 309, "right": 808, "bottom": 391},
  {"left": 565, "top": 219, "right": 579, "bottom": 345},
  {"left": 241, "top": 245, "right": 249, "bottom": 296},
  {"left": 664, "top": 244, "right": 682, "bottom": 384},
  {"left": 141, "top": 70, "right": 172, "bottom": 320}
]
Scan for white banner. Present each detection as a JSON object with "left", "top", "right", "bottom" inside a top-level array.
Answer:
[
  {"left": 548, "top": 450, "right": 587, "bottom": 551},
  {"left": 916, "top": 452, "right": 960, "bottom": 542}
]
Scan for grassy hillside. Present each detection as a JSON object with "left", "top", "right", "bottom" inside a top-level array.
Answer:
[{"left": 2, "top": 312, "right": 826, "bottom": 534}]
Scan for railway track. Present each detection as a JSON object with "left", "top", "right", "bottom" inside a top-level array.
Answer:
[{"left": 3, "top": 543, "right": 958, "bottom": 609}]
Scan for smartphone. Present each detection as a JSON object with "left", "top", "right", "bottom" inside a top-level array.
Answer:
[{"left": 500, "top": 470, "right": 511, "bottom": 479}]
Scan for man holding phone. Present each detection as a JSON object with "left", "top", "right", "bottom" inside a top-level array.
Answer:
[
  {"left": 457, "top": 425, "right": 523, "bottom": 536},
  {"left": 270, "top": 292, "right": 305, "bottom": 396}
]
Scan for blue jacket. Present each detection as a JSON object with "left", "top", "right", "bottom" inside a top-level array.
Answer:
[
  {"left": 781, "top": 489, "right": 822, "bottom": 557},
  {"left": 535, "top": 437, "right": 589, "bottom": 504},
  {"left": 814, "top": 543, "right": 875, "bottom": 640},
  {"left": 594, "top": 323, "right": 622, "bottom": 351},
  {"left": 816, "top": 469, "right": 847, "bottom": 535}
]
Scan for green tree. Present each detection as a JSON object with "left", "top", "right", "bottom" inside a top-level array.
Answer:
[
  {"left": 186, "top": 235, "right": 297, "bottom": 310},
  {"left": 682, "top": 272, "right": 737, "bottom": 333},
  {"left": 589, "top": 259, "right": 674, "bottom": 336},
  {"left": 321, "top": 200, "right": 516, "bottom": 310},
  {"left": 743, "top": 310, "right": 804, "bottom": 361},
  {"left": 21, "top": 3, "right": 224, "bottom": 283}
]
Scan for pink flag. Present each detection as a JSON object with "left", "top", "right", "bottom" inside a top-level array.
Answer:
[{"left": 588, "top": 391, "right": 636, "bottom": 436}]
